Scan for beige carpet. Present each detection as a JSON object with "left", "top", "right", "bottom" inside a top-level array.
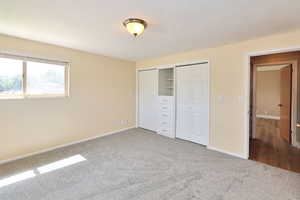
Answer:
[{"left": 0, "top": 128, "right": 300, "bottom": 200}]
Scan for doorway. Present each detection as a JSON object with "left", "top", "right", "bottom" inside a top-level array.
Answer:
[{"left": 249, "top": 51, "right": 300, "bottom": 173}]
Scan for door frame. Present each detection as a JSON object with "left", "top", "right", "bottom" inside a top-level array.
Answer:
[{"left": 245, "top": 47, "right": 300, "bottom": 158}]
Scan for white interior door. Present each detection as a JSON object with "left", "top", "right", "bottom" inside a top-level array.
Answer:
[
  {"left": 138, "top": 69, "right": 158, "bottom": 131},
  {"left": 176, "top": 63, "right": 209, "bottom": 145}
]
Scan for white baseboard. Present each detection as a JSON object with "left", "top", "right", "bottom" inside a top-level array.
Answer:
[
  {"left": 0, "top": 126, "right": 136, "bottom": 165},
  {"left": 256, "top": 114, "right": 280, "bottom": 120},
  {"left": 207, "top": 146, "right": 248, "bottom": 159}
]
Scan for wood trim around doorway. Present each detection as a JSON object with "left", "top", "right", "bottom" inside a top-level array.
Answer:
[{"left": 245, "top": 47, "right": 300, "bottom": 159}]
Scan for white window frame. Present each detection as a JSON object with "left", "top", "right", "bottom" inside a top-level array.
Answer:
[{"left": 0, "top": 53, "right": 70, "bottom": 99}]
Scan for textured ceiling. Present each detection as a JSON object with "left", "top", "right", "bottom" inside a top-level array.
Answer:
[{"left": 1, "top": 0, "right": 300, "bottom": 61}]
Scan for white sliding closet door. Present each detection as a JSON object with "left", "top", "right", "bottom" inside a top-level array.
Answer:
[
  {"left": 176, "top": 63, "right": 209, "bottom": 145},
  {"left": 138, "top": 69, "right": 158, "bottom": 131}
]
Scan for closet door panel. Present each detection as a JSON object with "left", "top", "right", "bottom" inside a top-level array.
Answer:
[
  {"left": 176, "top": 63, "right": 209, "bottom": 145},
  {"left": 138, "top": 70, "right": 158, "bottom": 131}
]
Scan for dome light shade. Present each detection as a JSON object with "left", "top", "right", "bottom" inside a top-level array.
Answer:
[{"left": 123, "top": 18, "right": 147, "bottom": 37}]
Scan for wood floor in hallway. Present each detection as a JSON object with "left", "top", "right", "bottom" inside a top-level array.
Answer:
[{"left": 250, "top": 118, "right": 300, "bottom": 173}]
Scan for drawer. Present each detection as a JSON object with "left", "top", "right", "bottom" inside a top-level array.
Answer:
[
  {"left": 158, "top": 96, "right": 174, "bottom": 104},
  {"left": 159, "top": 120, "right": 170, "bottom": 127},
  {"left": 159, "top": 112, "right": 172, "bottom": 121},
  {"left": 158, "top": 127, "right": 174, "bottom": 138},
  {"left": 159, "top": 115, "right": 173, "bottom": 128},
  {"left": 158, "top": 128, "right": 171, "bottom": 136},
  {"left": 159, "top": 105, "right": 173, "bottom": 112},
  {"left": 159, "top": 98, "right": 169, "bottom": 104},
  {"left": 159, "top": 120, "right": 173, "bottom": 129}
]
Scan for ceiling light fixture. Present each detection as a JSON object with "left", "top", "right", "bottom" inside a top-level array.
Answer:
[{"left": 123, "top": 18, "right": 147, "bottom": 37}]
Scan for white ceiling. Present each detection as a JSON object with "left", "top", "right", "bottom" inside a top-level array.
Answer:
[{"left": 1, "top": 1, "right": 300, "bottom": 61}]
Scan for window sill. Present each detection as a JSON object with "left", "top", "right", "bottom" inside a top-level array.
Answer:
[
  {"left": 0, "top": 94, "right": 69, "bottom": 100},
  {"left": 26, "top": 95, "right": 69, "bottom": 99},
  {"left": 0, "top": 96, "right": 24, "bottom": 100}
]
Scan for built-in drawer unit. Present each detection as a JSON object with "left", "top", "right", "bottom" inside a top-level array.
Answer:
[{"left": 157, "top": 96, "right": 175, "bottom": 138}]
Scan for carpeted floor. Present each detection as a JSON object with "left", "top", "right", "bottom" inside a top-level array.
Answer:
[{"left": 0, "top": 128, "right": 299, "bottom": 200}]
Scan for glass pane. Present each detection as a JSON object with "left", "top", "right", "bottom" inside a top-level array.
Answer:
[
  {"left": 0, "top": 58, "right": 23, "bottom": 96},
  {"left": 27, "top": 62, "right": 65, "bottom": 95}
]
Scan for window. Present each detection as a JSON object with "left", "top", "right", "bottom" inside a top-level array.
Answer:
[
  {"left": 0, "top": 58, "right": 23, "bottom": 96},
  {"left": 0, "top": 54, "right": 69, "bottom": 99}
]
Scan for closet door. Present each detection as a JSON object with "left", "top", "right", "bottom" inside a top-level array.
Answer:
[
  {"left": 138, "top": 69, "right": 158, "bottom": 131},
  {"left": 176, "top": 63, "right": 209, "bottom": 145}
]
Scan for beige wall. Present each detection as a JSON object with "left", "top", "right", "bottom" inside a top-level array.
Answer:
[
  {"left": 137, "top": 29, "right": 300, "bottom": 157},
  {"left": 2, "top": 28, "right": 300, "bottom": 161},
  {"left": 0, "top": 34, "right": 136, "bottom": 161},
  {"left": 256, "top": 70, "right": 280, "bottom": 116}
]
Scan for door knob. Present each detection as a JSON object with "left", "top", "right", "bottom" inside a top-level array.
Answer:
[
  {"left": 297, "top": 124, "right": 300, "bottom": 128},
  {"left": 278, "top": 104, "right": 283, "bottom": 107}
]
